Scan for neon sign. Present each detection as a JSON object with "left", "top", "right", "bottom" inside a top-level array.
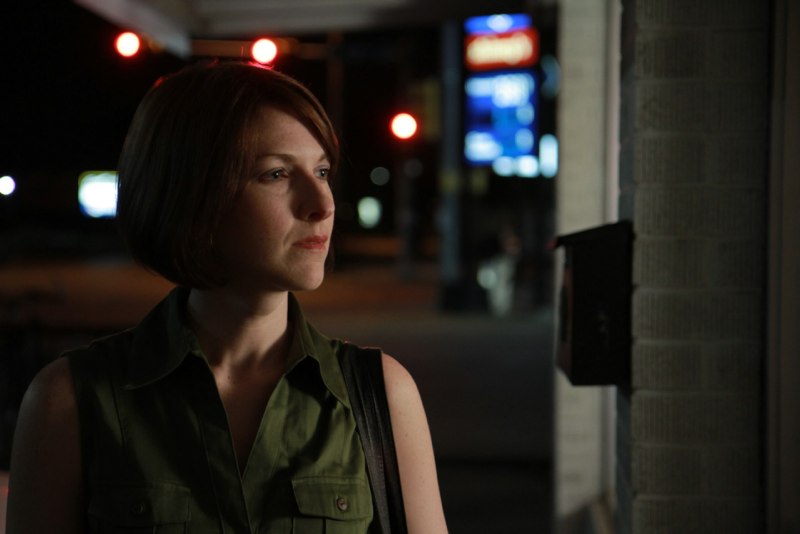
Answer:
[
  {"left": 465, "top": 29, "right": 539, "bottom": 71},
  {"left": 464, "top": 14, "right": 539, "bottom": 71},
  {"left": 463, "top": 71, "right": 538, "bottom": 165},
  {"left": 463, "top": 14, "right": 541, "bottom": 174}
]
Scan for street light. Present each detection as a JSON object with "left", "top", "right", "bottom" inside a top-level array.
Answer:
[
  {"left": 251, "top": 38, "right": 278, "bottom": 64},
  {"left": 390, "top": 112, "right": 418, "bottom": 140},
  {"left": 115, "top": 32, "right": 141, "bottom": 58}
]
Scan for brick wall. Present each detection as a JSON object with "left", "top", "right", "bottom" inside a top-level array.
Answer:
[{"left": 616, "top": 0, "right": 769, "bottom": 532}]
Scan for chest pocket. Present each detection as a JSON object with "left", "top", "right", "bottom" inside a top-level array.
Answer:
[
  {"left": 87, "top": 484, "right": 191, "bottom": 533},
  {"left": 292, "top": 476, "right": 373, "bottom": 534}
]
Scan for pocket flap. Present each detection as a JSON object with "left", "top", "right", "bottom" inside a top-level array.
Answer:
[
  {"left": 292, "top": 476, "right": 372, "bottom": 520},
  {"left": 88, "top": 484, "right": 191, "bottom": 526}
]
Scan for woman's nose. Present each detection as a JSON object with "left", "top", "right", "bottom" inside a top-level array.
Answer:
[{"left": 298, "top": 175, "right": 335, "bottom": 222}]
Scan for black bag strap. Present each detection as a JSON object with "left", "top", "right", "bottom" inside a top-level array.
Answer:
[{"left": 339, "top": 342, "right": 408, "bottom": 534}]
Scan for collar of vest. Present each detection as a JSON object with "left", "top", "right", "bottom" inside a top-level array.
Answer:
[{"left": 122, "top": 287, "right": 350, "bottom": 407}]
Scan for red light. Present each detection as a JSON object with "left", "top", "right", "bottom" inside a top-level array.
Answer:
[
  {"left": 115, "top": 32, "right": 141, "bottom": 58},
  {"left": 251, "top": 38, "right": 278, "bottom": 64},
  {"left": 390, "top": 113, "right": 418, "bottom": 140}
]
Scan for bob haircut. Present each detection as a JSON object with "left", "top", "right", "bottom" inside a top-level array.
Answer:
[{"left": 116, "top": 60, "right": 339, "bottom": 289}]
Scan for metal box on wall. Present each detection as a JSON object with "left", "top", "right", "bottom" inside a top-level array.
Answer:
[{"left": 554, "top": 221, "right": 633, "bottom": 387}]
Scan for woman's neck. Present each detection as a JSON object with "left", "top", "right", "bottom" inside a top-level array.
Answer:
[{"left": 186, "top": 288, "right": 291, "bottom": 372}]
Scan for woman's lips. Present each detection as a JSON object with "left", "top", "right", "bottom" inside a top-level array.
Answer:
[{"left": 293, "top": 235, "right": 328, "bottom": 250}]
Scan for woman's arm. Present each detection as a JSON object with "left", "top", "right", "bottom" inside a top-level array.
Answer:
[
  {"left": 6, "top": 358, "right": 84, "bottom": 534},
  {"left": 382, "top": 354, "right": 448, "bottom": 533}
]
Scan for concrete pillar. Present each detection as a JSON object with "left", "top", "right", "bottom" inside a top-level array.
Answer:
[
  {"left": 616, "top": 0, "right": 769, "bottom": 532},
  {"left": 554, "top": 0, "right": 618, "bottom": 524}
]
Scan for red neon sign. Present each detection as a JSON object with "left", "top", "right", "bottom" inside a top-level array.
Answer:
[{"left": 464, "top": 28, "right": 539, "bottom": 71}]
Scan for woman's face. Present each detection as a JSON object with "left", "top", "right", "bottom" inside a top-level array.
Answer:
[{"left": 213, "top": 106, "right": 335, "bottom": 294}]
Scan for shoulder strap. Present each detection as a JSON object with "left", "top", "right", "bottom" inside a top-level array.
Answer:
[{"left": 339, "top": 342, "right": 408, "bottom": 534}]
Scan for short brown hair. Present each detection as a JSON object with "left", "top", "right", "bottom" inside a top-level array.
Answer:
[{"left": 116, "top": 60, "right": 339, "bottom": 288}]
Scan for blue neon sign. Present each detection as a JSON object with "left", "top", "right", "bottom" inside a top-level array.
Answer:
[
  {"left": 464, "top": 13, "right": 533, "bottom": 35},
  {"left": 463, "top": 70, "right": 538, "bottom": 167}
]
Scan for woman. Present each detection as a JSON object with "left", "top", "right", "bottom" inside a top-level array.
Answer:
[{"left": 7, "top": 61, "right": 448, "bottom": 533}]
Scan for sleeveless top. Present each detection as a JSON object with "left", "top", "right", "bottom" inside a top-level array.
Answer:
[{"left": 66, "top": 287, "right": 374, "bottom": 533}]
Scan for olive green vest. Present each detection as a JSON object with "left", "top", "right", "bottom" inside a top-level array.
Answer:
[{"left": 66, "top": 288, "right": 373, "bottom": 533}]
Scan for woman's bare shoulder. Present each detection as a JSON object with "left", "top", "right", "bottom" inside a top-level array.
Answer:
[
  {"left": 380, "top": 353, "right": 448, "bottom": 533},
  {"left": 23, "top": 357, "right": 77, "bottom": 414},
  {"left": 380, "top": 353, "right": 418, "bottom": 397},
  {"left": 6, "top": 357, "right": 84, "bottom": 534}
]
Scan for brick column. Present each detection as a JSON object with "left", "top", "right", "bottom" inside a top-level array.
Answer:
[{"left": 617, "top": 0, "right": 769, "bottom": 532}]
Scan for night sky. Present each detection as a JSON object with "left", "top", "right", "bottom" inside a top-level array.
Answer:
[
  {"left": 2, "top": 2, "right": 188, "bottom": 174},
  {"left": 1, "top": 2, "right": 443, "bottom": 171}
]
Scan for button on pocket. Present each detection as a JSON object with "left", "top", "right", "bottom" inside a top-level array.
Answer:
[
  {"left": 130, "top": 500, "right": 148, "bottom": 516},
  {"left": 291, "top": 475, "right": 372, "bottom": 533}
]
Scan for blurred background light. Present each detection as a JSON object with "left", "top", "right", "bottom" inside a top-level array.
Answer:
[
  {"left": 516, "top": 155, "right": 539, "bottom": 177},
  {"left": 369, "top": 166, "right": 391, "bottom": 186},
  {"left": 516, "top": 103, "right": 535, "bottom": 125},
  {"left": 0, "top": 175, "right": 16, "bottom": 196},
  {"left": 251, "top": 38, "right": 278, "bottom": 64},
  {"left": 539, "top": 134, "right": 559, "bottom": 178},
  {"left": 486, "top": 14, "right": 514, "bottom": 33},
  {"left": 492, "top": 157, "right": 515, "bottom": 177},
  {"left": 357, "top": 196, "right": 382, "bottom": 228},
  {"left": 515, "top": 128, "right": 534, "bottom": 151},
  {"left": 465, "top": 131, "right": 502, "bottom": 162},
  {"left": 491, "top": 73, "right": 534, "bottom": 107},
  {"left": 115, "top": 32, "right": 140, "bottom": 58},
  {"left": 390, "top": 112, "right": 418, "bottom": 140},
  {"left": 78, "top": 171, "right": 118, "bottom": 218}
]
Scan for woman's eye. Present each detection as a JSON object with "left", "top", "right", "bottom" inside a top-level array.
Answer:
[
  {"left": 260, "top": 168, "right": 286, "bottom": 181},
  {"left": 257, "top": 166, "right": 330, "bottom": 182}
]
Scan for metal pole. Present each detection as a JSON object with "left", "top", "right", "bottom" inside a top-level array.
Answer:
[{"left": 438, "top": 19, "right": 462, "bottom": 309}]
